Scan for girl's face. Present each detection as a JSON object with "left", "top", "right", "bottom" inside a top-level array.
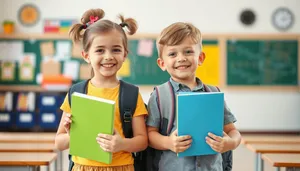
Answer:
[{"left": 83, "top": 30, "right": 127, "bottom": 79}]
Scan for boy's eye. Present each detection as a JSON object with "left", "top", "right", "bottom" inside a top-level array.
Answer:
[{"left": 185, "top": 50, "right": 194, "bottom": 54}]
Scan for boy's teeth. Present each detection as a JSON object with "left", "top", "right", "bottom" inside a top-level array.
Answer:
[{"left": 177, "top": 66, "right": 187, "bottom": 69}]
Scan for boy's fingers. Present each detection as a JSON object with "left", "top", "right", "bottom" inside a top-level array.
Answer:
[
  {"left": 208, "top": 132, "right": 223, "bottom": 142},
  {"left": 180, "top": 139, "right": 192, "bottom": 146},
  {"left": 177, "top": 145, "right": 191, "bottom": 152},
  {"left": 177, "top": 135, "right": 191, "bottom": 142}
]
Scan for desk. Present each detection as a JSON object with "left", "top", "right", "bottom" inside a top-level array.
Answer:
[
  {"left": 0, "top": 142, "right": 55, "bottom": 152},
  {"left": 241, "top": 134, "right": 300, "bottom": 144},
  {"left": 262, "top": 153, "right": 300, "bottom": 171},
  {"left": 246, "top": 144, "right": 300, "bottom": 171},
  {"left": 0, "top": 152, "right": 57, "bottom": 171},
  {"left": 0, "top": 132, "right": 55, "bottom": 143},
  {"left": 0, "top": 132, "right": 63, "bottom": 171}
]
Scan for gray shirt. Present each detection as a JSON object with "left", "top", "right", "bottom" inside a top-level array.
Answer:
[{"left": 147, "top": 78, "right": 237, "bottom": 171}]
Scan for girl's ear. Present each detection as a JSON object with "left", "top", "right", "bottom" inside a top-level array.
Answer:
[
  {"left": 198, "top": 52, "right": 206, "bottom": 66},
  {"left": 123, "top": 51, "right": 128, "bottom": 62},
  {"left": 82, "top": 51, "right": 90, "bottom": 63},
  {"left": 157, "top": 57, "right": 166, "bottom": 71}
]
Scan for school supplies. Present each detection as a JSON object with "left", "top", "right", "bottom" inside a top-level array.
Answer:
[
  {"left": 177, "top": 92, "right": 224, "bottom": 157},
  {"left": 69, "top": 92, "right": 115, "bottom": 164}
]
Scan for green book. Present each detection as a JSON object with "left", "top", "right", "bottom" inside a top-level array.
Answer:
[{"left": 69, "top": 92, "right": 115, "bottom": 164}]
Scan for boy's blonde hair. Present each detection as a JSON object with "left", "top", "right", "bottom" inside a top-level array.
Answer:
[{"left": 156, "top": 22, "right": 202, "bottom": 58}]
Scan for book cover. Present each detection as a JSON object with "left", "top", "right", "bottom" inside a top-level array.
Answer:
[
  {"left": 69, "top": 92, "right": 115, "bottom": 164},
  {"left": 177, "top": 92, "right": 224, "bottom": 157}
]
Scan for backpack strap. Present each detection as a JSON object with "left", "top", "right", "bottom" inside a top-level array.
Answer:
[
  {"left": 67, "top": 80, "right": 89, "bottom": 107},
  {"left": 203, "top": 84, "right": 220, "bottom": 92},
  {"left": 155, "top": 81, "right": 175, "bottom": 136},
  {"left": 119, "top": 80, "right": 139, "bottom": 138}
]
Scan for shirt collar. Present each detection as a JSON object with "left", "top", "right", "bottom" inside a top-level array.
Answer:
[{"left": 169, "top": 77, "right": 204, "bottom": 92}]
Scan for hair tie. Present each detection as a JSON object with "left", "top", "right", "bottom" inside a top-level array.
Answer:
[
  {"left": 84, "top": 16, "right": 99, "bottom": 29},
  {"left": 120, "top": 22, "right": 127, "bottom": 27}
]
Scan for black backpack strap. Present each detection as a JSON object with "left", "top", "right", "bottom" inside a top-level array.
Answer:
[
  {"left": 67, "top": 80, "right": 89, "bottom": 107},
  {"left": 119, "top": 80, "right": 139, "bottom": 138}
]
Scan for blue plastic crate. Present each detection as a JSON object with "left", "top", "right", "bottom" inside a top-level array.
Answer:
[
  {"left": 38, "top": 110, "right": 62, "bottom": 129},
  {"left": 0, "top": 112, "right": 14, "bottom": 128},
  {"left": 38, "top": 94, "right": 63, "bottom": 111},
  {"left": 16, "top": 112, "right": 36, "bottom": 128}
]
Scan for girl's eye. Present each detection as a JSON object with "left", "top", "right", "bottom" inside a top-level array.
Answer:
[
  {"left": 96, "top": 49, "right": 104, "bottom": 53},
  {"left": 168, "top": 52, "right": 176, "bottom": 57},
  {"left": 113, "top": 49, "right": 122, "bottom": 53}
]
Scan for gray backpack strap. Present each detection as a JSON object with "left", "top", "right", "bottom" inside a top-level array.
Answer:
[
  {"left": 155, "top": 81, "right": 175, "bottom": 136},
  {"left": 203, "top": 84, "right": 220, "bottom": 92},
  {"left": 67, "top": 80, "right": 89, "bottom": 107}
]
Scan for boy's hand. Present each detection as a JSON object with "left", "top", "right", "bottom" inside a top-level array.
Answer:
[
  {"left": 63, "top": 113, "right": 72, "bottom": 134},
  {"left": 168, "top": 129, "right": 192, "bottom": 153},
  {"left": 96, "top": 129, "right": 124, "bottom": 153},
  {"left": 206, "top": 131, "right": 231, "bottom": 153}
]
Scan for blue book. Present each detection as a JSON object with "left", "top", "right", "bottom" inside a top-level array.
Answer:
[{"left": 176, "top": 92, "right": 224, "bottom": 157}]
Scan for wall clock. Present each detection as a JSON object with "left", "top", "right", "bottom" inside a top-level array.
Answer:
[
  {"left": 272, "top": 7, "right": 294, "bottom": 31},
  {"left": 18, "top": 4, "right": 40, "bottom": 26}
]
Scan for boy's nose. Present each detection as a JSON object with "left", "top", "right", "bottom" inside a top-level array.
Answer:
[{"left": 177, "top": 55, "right": 187, "bottom": 62}]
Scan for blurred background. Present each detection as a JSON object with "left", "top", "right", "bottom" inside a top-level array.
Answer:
[{"left": 0, "top": 0, "right": 299, "bottom": 171}]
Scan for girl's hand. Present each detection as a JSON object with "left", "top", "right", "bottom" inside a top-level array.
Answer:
[
  {"left": 96, "top": 129, "right": 124, "bottom": 153},
  {"left": 206, "top": 131, "right": 231, "bottom": 153},
  {"left": 168, "top": 129, "right": 192, "bottom": 153},
  {"left": 63, "top": 113, "right": 72, "bottom": 134}
]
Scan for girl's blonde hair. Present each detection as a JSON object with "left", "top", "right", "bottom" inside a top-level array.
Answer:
[
  {"left": 156, "top": 22, "right": 202, "bottom": 58},
  {"left": 69, "top": 8, "right": 138, "bottom": 54}
]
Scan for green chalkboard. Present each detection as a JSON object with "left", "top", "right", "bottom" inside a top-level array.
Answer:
[
  {"left": 227, "top": 40, "right": 298, "bottom": 85},
  {"left": 121, "top": 39, "right": 169, "bottom": 85}
]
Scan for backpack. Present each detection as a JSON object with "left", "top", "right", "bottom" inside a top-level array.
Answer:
[
  {"left": 66, "top": 79, "right": 147, "bottom": 171},
  {"left": 150, "top": 81, "right": 233, "bottom": 171}
]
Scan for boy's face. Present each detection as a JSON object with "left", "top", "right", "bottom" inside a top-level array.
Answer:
[{"left": 157, "top": 37, "right": 205, "bottom": 82}]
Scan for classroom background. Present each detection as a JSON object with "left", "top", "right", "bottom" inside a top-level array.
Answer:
[{"left": 0, "top": 0, "right": 299, "bottom": 171}]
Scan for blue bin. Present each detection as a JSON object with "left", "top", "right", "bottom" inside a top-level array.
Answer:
[
  {"left": 0, "top": 112, "right": 14, "bottom": 128},
  {"left": 39, "top": 110, "right": 62, "bottom": 129},
  {"left": 38, "top": 94, "right": 63, "bottom": 111},
  {"left": 16, "top": 112, "right": 36, "bottom": 128}
]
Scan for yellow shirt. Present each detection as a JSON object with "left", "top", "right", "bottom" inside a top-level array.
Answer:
[{"left": 60, "top": 81, "right": 148, "bottom": 166}]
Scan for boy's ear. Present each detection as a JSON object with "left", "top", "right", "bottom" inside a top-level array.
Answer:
[
  {"left": 82, "top": 51, "right": 90, "bottom": 63},
  {"left": 198, "top": 52, "right": 206, "bottom": 66},
  {"left": 157, "top": 57, "right": 166, "bottom": 71}
]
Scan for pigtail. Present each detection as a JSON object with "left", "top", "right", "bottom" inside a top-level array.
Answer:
[
  {"left": 69, "top": 24, "right": 85, "bottom": 43},
  {"left": 118, "top": 14, "right": 138, "bottom": 35},
  {"left": 69, "top": 9, "right": 105, "bottom": 43}
]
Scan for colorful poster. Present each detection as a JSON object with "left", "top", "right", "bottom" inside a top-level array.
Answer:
[{"left": 196, "top": 45, "right": 220, "bottom": 86}]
